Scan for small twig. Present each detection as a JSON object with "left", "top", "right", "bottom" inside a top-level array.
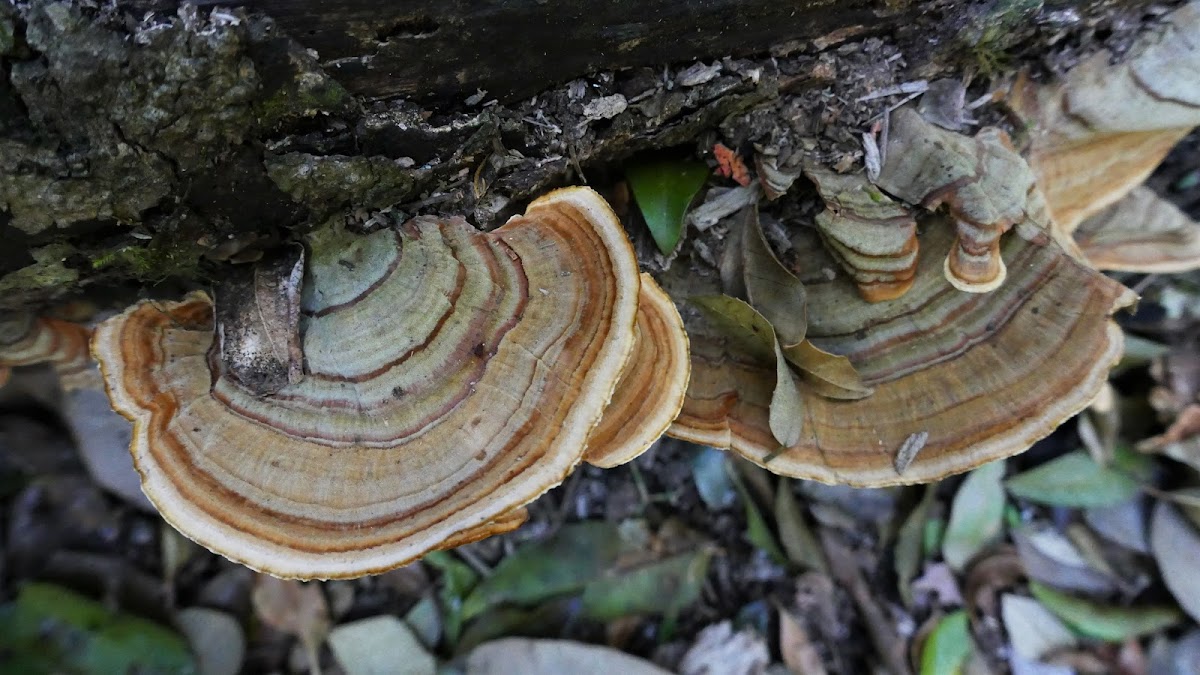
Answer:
[
  {"left": 856, "top": 80, "right": 928, "bottom": 103},
  {"left": 818, "top": 526, "right": 912, "bottom": 675},
  {"left": 454, "top": 545, "right": 494, "bottom": 578},
  {"left": 567, "top": 143, "right": 588, "bottom": 184},
  {"left": 522, "top": 116, "right": 560, "bottom": 132},
  {"left": 966, "top": 91, "right": 995, "bottom": 110},
  {"left": 868, "top": 90, "right": 924, "bottom": 122},
  {"left": 628, "top": 461, "right": 652, "bottom": 507},
  {"left": 1131, "top": 273, "right": 1159, "bottom": 295}
]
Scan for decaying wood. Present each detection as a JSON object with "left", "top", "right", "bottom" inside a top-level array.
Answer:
[{"left": 0, "top": 0, "right": 1179, "bottom": 313}]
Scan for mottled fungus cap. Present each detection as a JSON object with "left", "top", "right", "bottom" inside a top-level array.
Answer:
[{"left": 92, "top": 186, "right": 644, "bottom": 579}]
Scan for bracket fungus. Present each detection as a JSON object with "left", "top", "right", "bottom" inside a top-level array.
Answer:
[
  {"left": 1073, "top": 187, "right": 1200, "bottom": 274},
  {"left": 0, "top": 314, "right": 94, "bottom": 390},
  {"left": 874, "top": 106, "right": 1055, "bottom": 293},
  {"left": 804, "top": 167, "right": 919, "bottom": 302},
  {"left": 669, "top": 219, "right": 1134, "bottom": 485},
  {"left": 91, "top": 186, "right": 692, "bottom": 579},
  {"left": 1010, "top": 0, "right": 1200, "bottom": 272},
  {"left": 584, "top": 273, "right": 690, "bottom": 469}
]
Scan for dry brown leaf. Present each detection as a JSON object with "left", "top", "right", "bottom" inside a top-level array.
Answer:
[
  {"left": 964, "top": 547, "right": 1024, "bottom": 619},
  {"left": 819, "top": 528, "right": 910, "bottom": 675},
  {"left": 252, "top": 574, "right": 330, "bottom": 673},
  {"left": 780, "top": 607, "right": 829, "bottom": 675},
  {"left": 1150, "top": 502, "right": 1200, "bottom": 624},
  {"left": 214, "top": 246, "right": 306, "bottom": 396},
  {"left": 1138, "top": 404, "right": 1200, "bottom": 452}
]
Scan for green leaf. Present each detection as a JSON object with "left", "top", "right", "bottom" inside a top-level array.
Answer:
[
  {"left": 1005, "top": 451, "right": 1140, "bottom": 508},
  {"left": 739, "top": 206, "right": 807, "bottom": 345},
  {"left": 691, "top": 445, "right": 736, "bottom": 510},
  {"left": 0, "top": 583, "right": 195, "bottom": 675},
  {"left": 454, "top": 598, "right": 577, "bottom": 655},
  {"left": 581, "top": 548, "right": 713, "bottom": 627},
  {"left": 175, "top": 607, "right": 244, "bottom": 675},
  {"left": 924, "top": 516, "right": 945, "bottom": 559},
  {"left": 1112, "top": 444, "right": 1155, "bottom": 482},
  {"left": 1029, "top": 582, "right": 1182, "bottom": 641},
  {"left": 626, "top": 159, "right": 709, "bottom": 255},
  {"left": 896, "top": 486, "right": 936, "bottom": 607},
  {"left": 460, "top": 522, "right": 623, "bottom": 621},
  {"left": 774, "top": 479, "right": 827, "bottom": 573},
  {"left": 691, "top": 295, "right": 776, "bottom": 361},
  {"left": 424, "top": 550, "right": 481, "bottom": 645},
  {"left": 728, "top": 463, "right": 788, "bottom": 565},
  {"left": 942, "top": 460, "right": 1006, "bottom": 571},
  {"left": 920, "top": 610, "right": 972, "bottom": 675}
]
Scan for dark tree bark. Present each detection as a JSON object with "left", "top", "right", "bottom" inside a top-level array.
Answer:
[{"left": 0, "top": 0, "right": 1162, "bottom": 313}]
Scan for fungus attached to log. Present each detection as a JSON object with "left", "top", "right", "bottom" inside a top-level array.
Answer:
[
  {"left": 1073, "top": 187, "right": 1200, "bottom": 273},
  {"left": 91, "top": 187, "right": 649, "bottom": 579},
  {"left": 668, "top": 219, "right": 1134, "bottom": 486},
  {"left": 584, "top": 273, "right": 691, "bottom": 469},
  {"left": 804, "top": 167, "right": 918, "bottom": 302},
  {"left": 1009, "top": 1, "right": 1200, "bottom": 271},
  {"left": 874, "top": 107, "right": 1052, "bottom": 293}
]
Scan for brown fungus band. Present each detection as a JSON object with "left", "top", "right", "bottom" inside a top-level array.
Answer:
[
  {"left": 804, "top": 167, "right": 918, "bottom": 303},
  {"left": 91, "top": 187, "right": 695, "bottom": 579},
  {"left": 0, "top": 314, "right": 94, "bottom": 390}
]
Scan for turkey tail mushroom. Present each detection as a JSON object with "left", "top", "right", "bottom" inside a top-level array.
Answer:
[
  {"left": 1009, "top": 0, "right": 1200, "bottom": 271},
  {"left": 584, "top": 273, "right": 690, "bottom": 469},
  {"left": 804, "top": 167, "right": 919, "bottom": 302},
  {"left": 668, "top": 218, "right": 1135, "bottom": 486},
  {"left": 0, "top": 314, "right": 94, "bottom": 389},
  {"left": 91, "top": 186, "right": 645, "bottom": 579},
  {"left": 873, "top": 107, "right": 1053, "bottom": 293}
]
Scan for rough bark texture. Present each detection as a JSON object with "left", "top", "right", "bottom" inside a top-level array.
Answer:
[{"left": 0, "top": 0, "right": 1171, "bottom": 313}]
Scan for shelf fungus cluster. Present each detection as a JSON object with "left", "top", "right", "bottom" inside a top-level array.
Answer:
[
  {"left": 667, "top": 87, "right": 1140, "bottom": 484},
  {"left": 873, "top": 106, "right": 1056, "bottom": 294},
  {"left": 91, "top": 187, "right": 690, "bottom": 579},
  {"left": 1011, "top": 0, "right": 1200, "bottom": 273},
  {"left": 669, "top": 213, "right": 1135, "bottom": 485},
  {"left": 804, "top": 167, "right": 918, "bottom": 302}
]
